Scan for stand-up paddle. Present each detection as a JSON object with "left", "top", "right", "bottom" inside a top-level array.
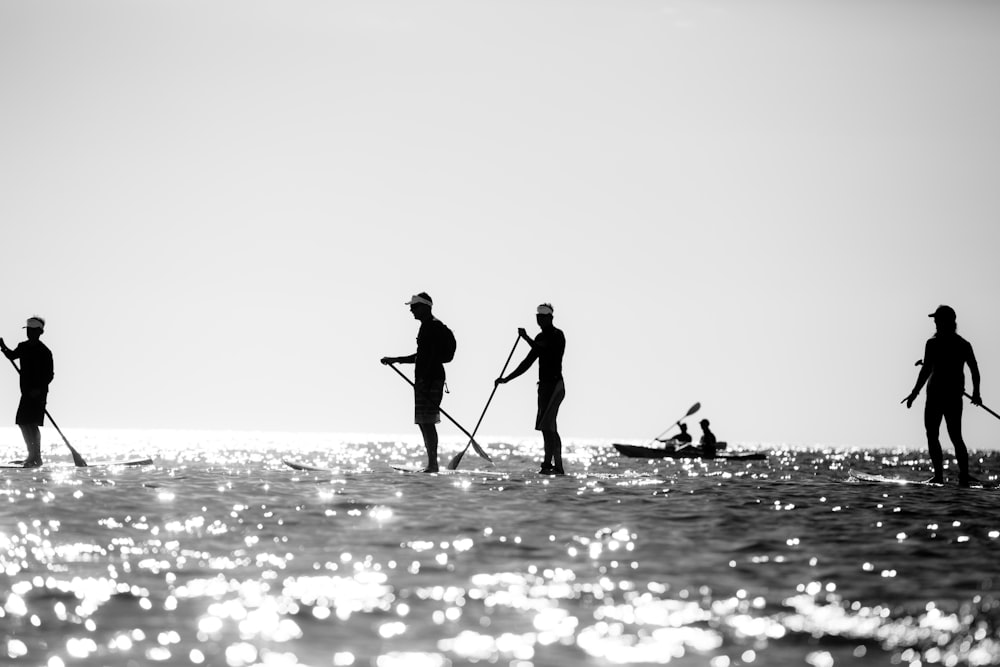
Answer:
[
  {"left": 448, "top": 336, "right": 520, "bottom": 470},
  {"left": 4, "top": 356, "right": 87, "bottom": 467},
  {"left": 647, "top": 402, "right": 701, "bottom": 447},
  {"left": 386, "top": 362, "right": 492, "bottom": 465},
  {"left": 966, "top": 392, "right": 1000, "bottom": 421}
]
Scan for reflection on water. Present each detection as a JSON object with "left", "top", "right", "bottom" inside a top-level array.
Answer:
[{"left": 1, "top": 431, "right": 999, "bottom": 666}]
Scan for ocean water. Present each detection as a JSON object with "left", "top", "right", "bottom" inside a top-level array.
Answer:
[{"left": 1, "top": 430, "right": 999, "bottom": 667}]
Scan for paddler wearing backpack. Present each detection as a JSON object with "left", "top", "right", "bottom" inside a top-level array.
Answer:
[{"left": 381, "top": 292, "right": 457, "bottom": 472}]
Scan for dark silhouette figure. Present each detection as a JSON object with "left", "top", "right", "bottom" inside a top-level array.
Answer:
[
  {"left": 699, "top": 419, "right": 717, "bottom": 458},
  {"left": 496, "top": 303, "right": 566, "bottom": 475},
  {"left": 656, "top": 422, "right": 692, "bottom": 447},
  {"left": 903, "top": 305, "right": 982, "bottom": 486},
  {"left": 0, "top": 317, "right": 54, "bottom": 467},
  {"left": 381, "top": 293, "right": 455, "bottom": 472}
]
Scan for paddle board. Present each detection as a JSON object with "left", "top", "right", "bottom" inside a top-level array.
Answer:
[
  {"left": 391, "top": 465, "right": 505, "bottom": 477},
  {"left": 282, "top": 459, "right": 339, "bottom": 472},
  {"left": 0, "top": 457, "right": 154, "bottom": 469},
  {"left": 849, "top": 469, "right": 998, "bottom": 489}
]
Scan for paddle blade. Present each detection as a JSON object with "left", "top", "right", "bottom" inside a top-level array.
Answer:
[
  {"left": 68, "top": 445, "right": 88, "bottom": 467},
  {"left": 470, "top": 439, "right": 493, "bottom": 464},
  {"left": 446, "top": 448, "right": 467, "bottom": 470},
  {"left": 685, "top": 402, "right": 701, "bottom": 417}
]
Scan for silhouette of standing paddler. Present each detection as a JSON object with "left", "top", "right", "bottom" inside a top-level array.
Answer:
[
  {"left": 381, "top": 293, "right": 456, "bottom": 473},
  {"left": 1, "top": 316, "right": 54, "bottom": 467},
  {"left": 902, "top": 305, "right": 982, "bottom": 486},
  {"left": 496, "top": 303, "right": 566, "bottom": 475}
]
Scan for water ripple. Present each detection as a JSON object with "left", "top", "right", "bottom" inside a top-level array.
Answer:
[{"left": 0, "top": 433, "right": 998, "bottom": 665}]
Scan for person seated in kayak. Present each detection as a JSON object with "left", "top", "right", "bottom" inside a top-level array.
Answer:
[
  {"left": 656, "top": 423, "right": 692, "bottom": 448},
  {"left": 699, "top": 419, "right": 718, "bottom": 458}
]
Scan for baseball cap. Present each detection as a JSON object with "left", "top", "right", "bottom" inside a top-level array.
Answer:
[
  {"left": 536, "top": 303, "right": 554, "bottom": 316},
  {"left": 404, "top": 292, "right": 433, "bottom": 307},
  {"left": 928, "top": 305, "right": 956, "bottom": 320},
  {"left": 24, "top": 316, "right": 45, "bottom": 329}
]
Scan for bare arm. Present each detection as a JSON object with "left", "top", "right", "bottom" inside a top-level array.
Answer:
[
  {"left": 902, "top": 343, "right": 932, "bottom": 408},
  {"left": 497, "top": 350, "right": 538, "bottom": 384},
  {"left": 381, "top": 353, "right": 416, "bottom": 365},
  {"left": 517, "top": 327, "right": 536, "bottom": 349},
  {"left": 968, "top": 345, "right": 982, "bottom": 405},
  {"left": 0, "top": 339, "right": 17, "bottom": 361}
]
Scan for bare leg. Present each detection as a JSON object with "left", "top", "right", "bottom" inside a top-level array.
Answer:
[
  {"left": 418, "top": 424, "right": 439, "bottom": 472},
  {"left": 19, "top": 425, "right": 42, "bottom": 467},
  {"left": 943, "top": 402, "right": 970, "bottom": 485},
  {"left": 551, "top": 431, "right": 564, "bottom": 474},
  {"left": 542, "top": 430, "right": 564, "bottom": 474},
  {"left": 924, "top": 403, "right": 944, "bottom": 483},
  {"left": 541, "top": 433, "right": 553, "bottom": 470}
]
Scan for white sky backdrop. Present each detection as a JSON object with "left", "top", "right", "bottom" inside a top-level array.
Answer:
[{"left": 1, "top": 0, "right": 998, "bottom": 449}]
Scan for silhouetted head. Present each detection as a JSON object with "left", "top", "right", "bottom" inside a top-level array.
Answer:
[
  {"left": 535, "top": 303, "right": 554, "bottom": 329},
  {"left": 24, "top": 316, "right": 44, "bottom": 341},
  {"left": 678, "top": 423, "right": 688, "bottom": 433},
  {"left": 405, "top": 292, "right": 434, "bottom": 321},
  {"left": 929, "top": 305, "right": 957, "bottom": 334},
  {"left": 699, "top": 419, "right": 710, "bottom": 428}
]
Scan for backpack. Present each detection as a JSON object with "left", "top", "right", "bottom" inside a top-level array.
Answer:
[{"left": 437, "top": 321, "right": 456, "bottom": 363}]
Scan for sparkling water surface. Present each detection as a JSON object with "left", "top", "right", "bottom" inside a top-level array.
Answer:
[{"left": 1, "top": 430, "right": 999, "bottom": 667}]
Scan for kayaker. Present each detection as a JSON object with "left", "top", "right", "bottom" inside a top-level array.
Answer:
[
  {"left": 496, "top": 303, "right": 567, "bottom": 475},
  {"left": 656, "top": 422, "right": 692, "bottom": 448},
  {"left": 699, "top": 419, "right": 718, "bottom": 458},
  {"left": 381, "top": 293, "right": 456, "bottom": 473},
  {"left": 0, "top": 316, "right": 54, "bottom": 468},
  {"left": 902, "top": 305, "right": 982, "bottom": 486}
]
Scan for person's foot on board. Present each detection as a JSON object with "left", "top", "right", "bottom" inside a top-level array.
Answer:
[
  {"left": 925, "top": 475, "right": 944, "bottom": 484},
  {"left": 21, "top": 458, "right": 42, "bottom": 468},
  {"left": 420, "top": 466, "right": 439, "bottom": 473},
  {"left": 959, "top": 473, "right": 978, "bottom": 488}
]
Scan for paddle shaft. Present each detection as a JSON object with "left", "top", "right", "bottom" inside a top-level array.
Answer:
[
  {"left": 4, "top": 355, "right": 87, "bottom": 466},
  {"left": 966, "top": 392, "right": 1000, "bottom": 421},
  {"left": 449, "top": 335, "right": 520, "bottom": 469},
  {"left": 386, "top": 362, "right": 486, "bottom": 449},
  {"left": 648, "top": 402, "right": 701, "bottom": 447}
]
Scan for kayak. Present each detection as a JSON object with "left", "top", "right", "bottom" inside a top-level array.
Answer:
[
  {"left": 612, "top": 444, "right": 766, "bottom": 461},
  {"left": 658, "top": 440, "right": 728, "bottom": 451}
]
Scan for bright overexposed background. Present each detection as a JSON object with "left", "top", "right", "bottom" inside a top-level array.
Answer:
[{"left": 2, "top": 1, "right": 998, "bottom": 449}]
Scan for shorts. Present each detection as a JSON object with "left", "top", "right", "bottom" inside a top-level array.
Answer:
[
  {"left": 414, "top": 379, "right": 444, "bottom": 425},
  {"left": 924, "top": 392, "right": 963, "bottom": 432},
  {"left": 16, "top": 392, "right": 47, "bottom": 427},
  {"left": 535, "top": 379, "right": 565, "bottom": 432}
]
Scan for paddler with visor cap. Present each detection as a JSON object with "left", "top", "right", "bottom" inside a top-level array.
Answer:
[
  {"left": 496, "top": 303, "right": 567, "bottom": 475},
  {"left": 1, "top": 316, "right": 54, "bottom": 468}
]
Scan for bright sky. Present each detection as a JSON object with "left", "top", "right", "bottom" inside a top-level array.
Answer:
[{"left": 1, "top": 1, "right": 998, "bottom": 450}]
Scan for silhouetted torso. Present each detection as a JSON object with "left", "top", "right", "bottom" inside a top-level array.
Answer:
[
  {"left": 9, "top": 340, "right": 53, "bottom": 393},
  {"left": 923, "top": 333, "right": 975, "bottom": 398},
  {"left": 534, "top": 327, "right": 565, "bottom": 383},
  {"left": 415, "top": 319, "right": 449, "bottom": 383}
]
